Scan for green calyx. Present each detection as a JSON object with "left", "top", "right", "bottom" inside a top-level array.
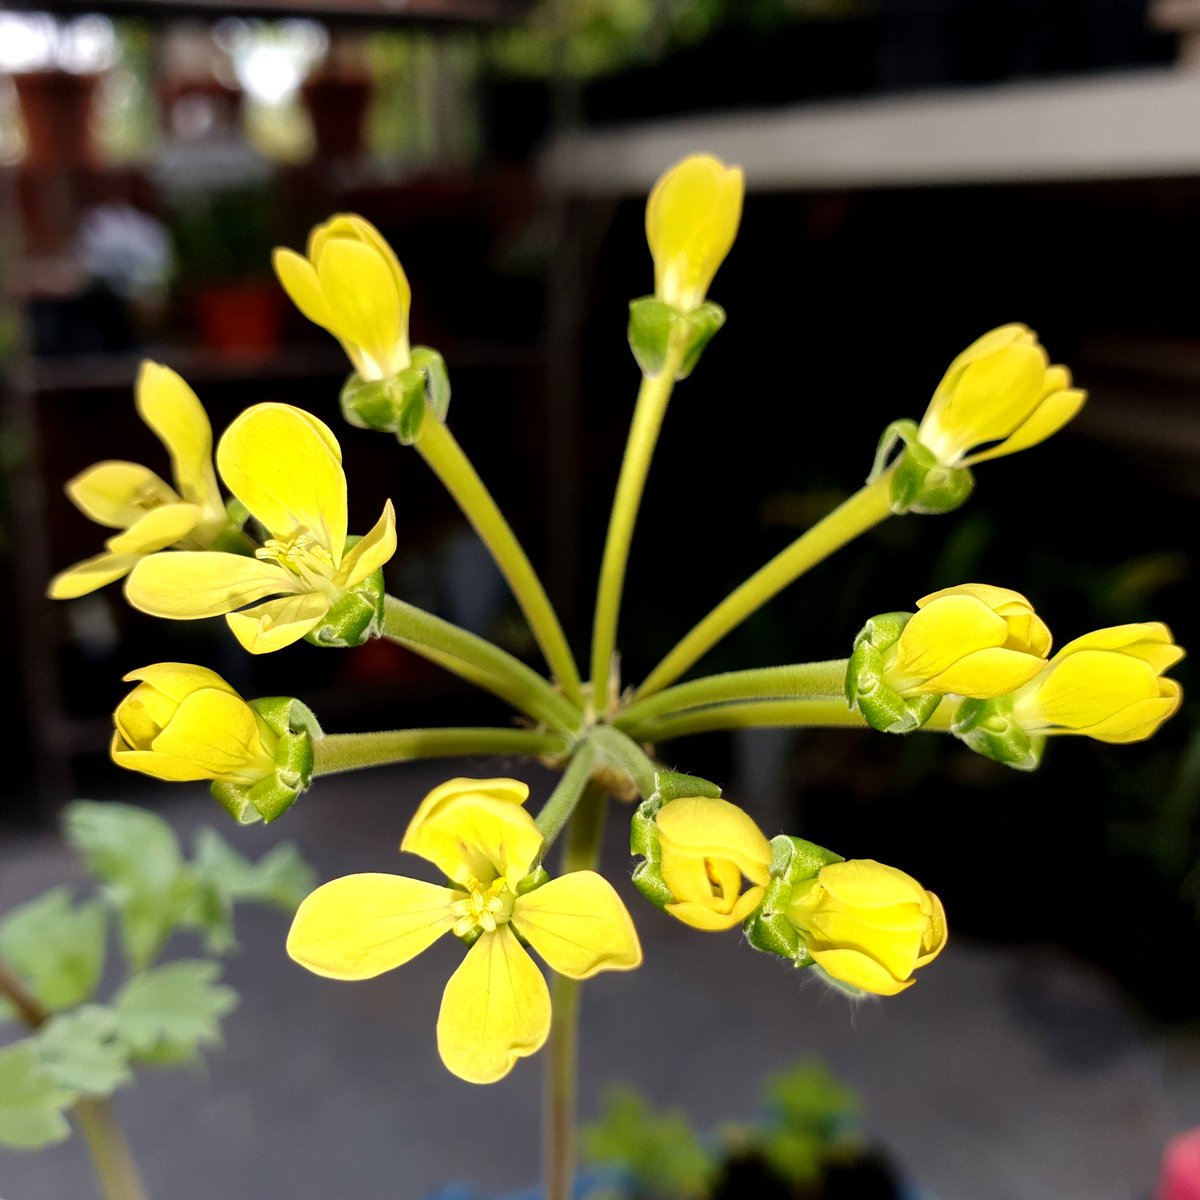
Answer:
[
  {"left": 339, "top": 348, "right": 451, "bottom": 445},
  {"left": 870, "top": 419, "right": 974, "bottom": 515},
  {"left": 628, "top": 297, "right": 725, "bottom": 380},
  {"left": 845, "top": 612, "right": 943, "bottom": 734},
  {"left": 744, "top": 835, "right": 843, "bottom": 965},
  {"left": 304, "top": 551, "right": 386, "bottom": 650},
  {"left": 951, "top": 696, "right": 1043, "bottom": 771},
  {"left": 628, "top": 770, "right": 723, "bottom": 911},
  {"left": 210, "top": 697, "right": 321, "bottom": 824}
]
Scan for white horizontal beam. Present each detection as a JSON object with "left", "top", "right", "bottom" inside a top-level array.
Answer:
[{"left": 542, "top": 68, "right": 1200, "bottom": 193}]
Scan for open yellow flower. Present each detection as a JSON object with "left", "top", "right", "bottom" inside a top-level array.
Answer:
[
  {"left": 646, "top": 154, "right": 744, "bottom": 312},
  {"left": 287, "top": 778, "right": 642, "bottom": 1084},
  {"left": 48, "top": 362, "right": 229, "bottom": 599},
  {"left": 916, "top": 324, "right": 1085, "bottom": 468},
  {"left": 273, "top": 214, "right": 411, "bottom": 382},
  {"left": 655, "top": 796, "right": 771, "bottom": 931},
  {"left": 125, "top": 402, "right": 396, "bottom": 654},
  {"left": 888, "top": 583, "right": 1052, "bottom": 698},
  {"left": 1009, "top": 622, "right": 1184, "bottom": 743},
  {"left": 786, "top": 860, "right": 947, "bottom": 996},
  {"left": 112, "top": 663, "right": 277, "bottom": 784}
]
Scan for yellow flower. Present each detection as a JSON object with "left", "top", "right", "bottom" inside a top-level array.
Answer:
[
  {"left": 916, "top": 324, "right": 1085, "bottom": 468},
  {"left": 786, "top": 860, "right": 947, "bottom": 996},
  {"left": 286, "top": 778, "right": 642, "bottom": 1084},
  {"left": 112, "top": 663, "right": 277, "bottom": 784},
  {"left": 125, "top": 403, "right": 396, "bottom": 654},
  {"left": 1009, "top": 622, "right": 1184, "bottom": 743},
  {"left": 656, "top": 796, "right": 772, "bottom": 931},
  {"left": 48, "top": 362, "right": 229, "bottom": 599},
  {"left": 646, "top": 154, "right": 744, "bottom": 312},
  {"left": 887, "top": 583, "right": 1052, "bottom": 698},
  {"left": 273, "top": 214, "right": 411, "bottom": 382}
]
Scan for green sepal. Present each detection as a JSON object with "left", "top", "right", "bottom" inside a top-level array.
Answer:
[
  {"left": 629, "top": 796, "right": 676, "bottom": 911},
  {"left": 516, "top": 866, "right": 550, "bottom": 896},
  {"left": 628, "top": 297, "right": 726, "bottom": 380},
  {"left": 304, "top": 544, "right": 386, "bottom": 650},
  {"left": 846, "top": 612, "right": 942, "bottom": 734},
  {"left": 869, "top": 419, "right": 975, "bottom": 515},
  {"left": 952, "top": 696, "right": 1043, "bottom": 771},
  {"left": 223, "top": 497, "right": 251, "bottom": 532},
  {"left": 651, "top": 770, "right": 722, "bottom": 803},
  {"left": 209, "top": 697, "right": 319, "bottom": 824},
  {"left": 744, "top": 835, "right": 843, "bottom": 965},
  {"left": 411, "top": 346, "right": 451, "bottom": 422}
]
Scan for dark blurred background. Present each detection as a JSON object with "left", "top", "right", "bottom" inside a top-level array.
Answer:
[{"left": 2, "top": 0, "right": 1199, "bottom": 1061}]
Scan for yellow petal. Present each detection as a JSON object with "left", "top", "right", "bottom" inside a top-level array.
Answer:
[
  {"left": 287, "top": 873, "right": 457, "bottom": 980},
  {"left": 150, "top": 689, "right": 274, "bottom": 780},
  {"left": 1024, "top": 650, "right": 1161, "bottom": 731},
  {"left": 916, "top": 892, "right": 949, "bottom": 967},
  {"left": 815, "top": 860, "right": 929, "bottom": 910},
  {"left": 1053, "top": 623, "right": 1184, "bottom": 674},
  {"left": 805, "top": 907, "right": 926, "bottom": 980},
  {"left": 338, "top": 501, "right": 397, "bottom": 588},
  {"left": 226, "top": 592, "right": 330, "bottom": 654},
  {"left": 48, "top": 552, "right": 142, "bottom": 599},
  {"left": 135, "top": 361, "right": 221, "bottom": 511},
  {"left": 655, "top": 797, "right": 772, "bottom": 884},
  {"left": 666, "top": 885, "right": 766, "bottom": 932},
  {"left": 1080, "top": 688, "right": 1183, "bottom": 743},
  {"left": 125, "top": 552, "right": 292, "bottom": 619},
  {"left": 314, "top": 215, "right": 411, "bottom": 320},
  {"left": 436, "top": 926, "right": 550, "bottom": 1084},
  {"left": 809, "top": 948, "right": 914, "bottom": 996},
  {"left": 106, "top": 503, "right": 202, "bottom": 554},
  {"left": 512, "top": 871, "right": 642, "bottom": 979},
  {"left": 921, "top": 646, "right": 1049, "bottom": 698},
  {"left": 111, "top": 736, "right": 219, "bottom": 783},
  {"left": 121, "top": 661, "right": 236, "bottom": 697},
  {"left": 315, "top": 237, "right": 404, "bottom": 378},
  {"left": 217, "top": 403, "right": 347, "bottom": 557},
  {"left": 895, "top": 595, "right": 1008, "bottom": 678},
  {"left": 115, "top": 663, "right": 237, "bottom": 745},
  {"left": 963, "top": 387, "right": 1086, "bottom": 466},
  {"left": 66, "top": 461, "right": 178, "bottom": 528},
  {"left": 916, "top": 584, "right": 1051, "bottom": 658},
  {"left": 402, "top": 780, "right": 542, "bottom": 889},
  {"left": 273, "top": 247, "right": 337, "bottom": 332}
]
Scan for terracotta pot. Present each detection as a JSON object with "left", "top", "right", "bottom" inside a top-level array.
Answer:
[
  {"left": 300, "top": 74, "right": 372, "bottom": 163},
  {"left": 191, "top": 280, "right": 282, "bottom": 356},
  {"left": 13, "top": 70, "right": 100, "bottom": 169}
]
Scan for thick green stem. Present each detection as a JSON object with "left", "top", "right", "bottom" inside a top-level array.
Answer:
[
  {"left": 535, "top": 740, "right": 597, "bottom": 853},
  {"left": 0, "top": 959, "right": 148, "bottom": 1200},
  {"left": 312, "top": 728, "right": 569, "bottom": 776},
  {"left": 415, "top": 414, "right": 584, "bottom": 706},
  {"left": 587, "top": 725, "right": 659, "bottom": 799},
  {"left": 74, "top": 1099, "right": 150, "bottom": 1200},
  {"left": 590, "top": 351, "right": 683, "bottom": 714},
  {"left": 616, "top": 660, "right": 848, "bottom": 734},
  {"left": 543, "top": 784, "right": 607, "bottom": 1200},
  {"left": 635, "top": 476, "right": 894, "bottom": 699},
  {"left": 381, "top": 596, "right": 582, "bottom": 733},
  {"left": 641, "top": 695, "right": 958, "bottom": 741}
]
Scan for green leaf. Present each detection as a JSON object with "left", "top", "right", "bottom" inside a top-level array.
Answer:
[
  {"left": 190, "top": 830, "right": 316, "bottom": 954},
  {"left": 0, "top": 1042, "right": 74, "bottom": 1149},
  {"left": 35, "top": 1006, "right": 132, "bottom": 1097},
  {"left": 64, "top": 801, "right": 198, "bottom": 971},
  {"left": 113, "top": 961, "right": 237, "bottom": 1064},
  {"left": 0, "top": 887, "right": 107, "bottom": 1010}
]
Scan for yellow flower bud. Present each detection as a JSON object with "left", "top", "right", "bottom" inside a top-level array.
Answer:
[
  {"left": 917, "top": 324, "right": 1086, "bottom": 468},
  {"left": 112, "top": 663, "right": 278, "bottom": 784},
  {"left": 786, "top": 860, "right": 947, "bottom": 996},
  {"left": 273, "top": 214, "right": 412, "bottom": 382},
  {"left": 656, "top": 796, "right": 772, "bottom": 931},
  {"left": 1010, "top": 622, "right": 1184, "bottom": 743},
  {"left": 885, "top": 583, "right": 1052, "bottom": 699},
  {"left": 646, "top": 154, "right": 744, "bottom": 312}
]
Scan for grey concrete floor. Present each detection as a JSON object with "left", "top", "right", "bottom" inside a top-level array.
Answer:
[{"left": 2, "top": 761, "right": 1199, "bottom": 1200}]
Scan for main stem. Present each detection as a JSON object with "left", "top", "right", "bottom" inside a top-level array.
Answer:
[
  {"left": 590, "top": 352, "right": 682, "bottom": 714},
  {"left": 0, "top": 959, "right": 148, "bottom": 1200},
  {"left": 381, "top": 596, "right": 581, "bottom": 733},
  {"left": 635, "top": 476, "right": 894, "bottom": 699},
  {"left": 312, "top": 728, "right": 569, "bottom": 776},
  {"left": 543, "top": 784, "right": 607, "bottom": 1200},
  {"left": 616, "top": 660, "right": 848, "bottom": 733},
  {"left": 415, "top": 414, "right": 584, "bottom": 706}
]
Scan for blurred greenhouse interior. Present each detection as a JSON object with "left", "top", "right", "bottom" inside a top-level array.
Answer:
[{"left": 3, "top": 1, "right": 1200, "bottom": 1197}]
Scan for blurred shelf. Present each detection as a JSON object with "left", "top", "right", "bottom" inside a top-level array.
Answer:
[
  {"left": 543, "top": 67, "right": 1200, "bottom": 193},
  {"left": 10, "top": 0, "right": 531, "bottom": 23}
]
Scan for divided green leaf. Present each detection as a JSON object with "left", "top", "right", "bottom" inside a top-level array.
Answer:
[
  {"left": 0, "top": 1042, "right": 74, "bottom": 1149},
  {"left": 35, "top": 1006, "right": 132, "bottom": 1097},
  {"left": 113, "top": 960, "right": 237, "bottom": 1064},
  {"left": 0, "top": 887, "right": 107, "bottom": 1011}
]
